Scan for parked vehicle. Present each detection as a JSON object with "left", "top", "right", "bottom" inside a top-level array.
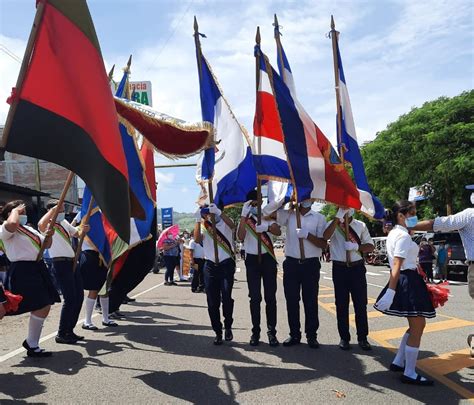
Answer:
[
  {"left": 432, "top": 232, "right": 468, "bottom": 281},
  {"left": 365, "top": 237, "right": 388, "bottom": 266}
]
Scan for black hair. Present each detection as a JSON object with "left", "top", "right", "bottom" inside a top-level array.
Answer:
[
  {"left": 1, "top": 200, "right": 25, "bottom": 220},
  {"left": 383, "top": 200, "right": 415, "bottom": 226},
  {"left": 246, "top": 190, "right": 258, "bottom": 202},
  {"left": 46, "top": 199, "right": 59, "bottom": 210}
]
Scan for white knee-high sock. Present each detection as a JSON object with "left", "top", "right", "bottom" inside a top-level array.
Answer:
[
  {"left": 100, "top": 296, "right": 110, "bottom": 323},
  {"left": 27, "top": 314, "right": 45, "bottom": 350},
  {"left": 404, "top": 345, "right": 426, "bottom": 380},
  {"left": 393, "top": 332, "right": 409, "bottom": 366},
  {"left": 84, "top": 297, "right": 96, "bottom": 325}
]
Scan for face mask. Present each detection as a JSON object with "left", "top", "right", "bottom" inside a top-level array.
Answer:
[
  {"left": 300, "top": 200, "right": 312, "bottom": 209},
  {"left": 405, "top": 215, "right": 418, "bottom": 228},
  {"left": 18, "top": 215, "right": 28, "bottom": 226},
  {"left": 56, "top": 213, "right": 65, "bottom": 222},
  {"left": 249, "top": 206, "right": 258, "bottom": 216},
  {"left": 471, "top": 193, "right": 474, "bottom": 205}
]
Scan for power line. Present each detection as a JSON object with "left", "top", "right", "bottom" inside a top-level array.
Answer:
[{"left": 0, "top": 44, "right": 21, "bottom": 63}]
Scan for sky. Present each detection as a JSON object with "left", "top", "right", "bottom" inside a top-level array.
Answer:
[{"left": 0, "top": 0, "right": 472, "bottom": 213}]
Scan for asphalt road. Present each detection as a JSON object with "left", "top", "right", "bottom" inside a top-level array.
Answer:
[{"left": 1, "top": 255, "right": 473, "bottom": 404}]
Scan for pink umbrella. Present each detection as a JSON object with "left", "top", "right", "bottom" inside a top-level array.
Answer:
[{"left": 157, "top": 224, "right": 180, "bottom": 250}]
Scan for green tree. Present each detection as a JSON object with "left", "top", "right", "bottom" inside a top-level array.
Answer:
[{"left": 361, "top": 90, "right": 474, "bottom": 218}]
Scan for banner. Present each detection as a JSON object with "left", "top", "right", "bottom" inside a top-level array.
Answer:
[
  {"left": 131, "top": 81, "right": 152, "bottom": 106},
  {"left": 161, "top": 207, "right": 173, "bottom": 228}
]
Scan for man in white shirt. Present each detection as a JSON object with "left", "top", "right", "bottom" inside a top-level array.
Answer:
[
  {"left": 275, "top": 200, "right": 327, "bottom": 348},
  {"left": 194, "top": 203, "right": 236, "bottom": 345},
  {"left": 39, "top": 200, "right": 89, "bottom": 345},
  {"left": 189, "top": 236, "right": 205, "bottom": 293},
  {"left": 323, "top": 208, "right": 374, "bottom": 351},
  {"left": 237, "top": 190, "right": 281, "bottom": 347},
  {"left": 413, "top": 185, "right": 474, "bottom": 356}
]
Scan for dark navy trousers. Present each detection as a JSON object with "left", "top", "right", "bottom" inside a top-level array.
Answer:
[
  {"left": 283, "top": 257, "right": 320, "bottom": 340},
  {"left": 332, "top": 261, "right": 368, "bottom": 341},
  {"left": 203, "top": 258, "right": 235, "bottom": 335},
  {"left": 245, "top": 253, "right": 277, "bottom": 335},
  {"left": 52, "top": 259, "right": 84, "bottom": 336}
]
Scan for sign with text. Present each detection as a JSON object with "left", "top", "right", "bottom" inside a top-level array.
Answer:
[
  {"left": 161, "top": 207, "right": 173, "bottom": 228},
  {"left": 130, "top": 81, "right": 152, "bottom": 106}
]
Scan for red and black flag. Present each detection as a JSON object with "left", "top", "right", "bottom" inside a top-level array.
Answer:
[{"left": 2, "top": 0, "right": 130, "bottom": 241}]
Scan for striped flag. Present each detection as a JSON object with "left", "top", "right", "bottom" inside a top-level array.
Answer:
[
  {"left": 195, "top": 41, "right": 256, "bottom": 206},
  {"left": 336, "top": 42, "right": 385, "bottom": 219},
  {"left": 255, "top": 44, "right": 364, "bottom": 211}
]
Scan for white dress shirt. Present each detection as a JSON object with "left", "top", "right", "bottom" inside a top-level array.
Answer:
[
  {"left": 201, "top": 219, "right": 234, "bottom": 263},
  {"left": 387, "top": 225, "right": 419, "bottom": 271},
  {"left": 189, "top": 239, "right": 204, "bottom": 259},
  {"left": 277, "top": 209, "right": 327, "bottom": 259},
  {"left": 328, "top": 218, "right": 374, "bottom": 262},
  {"left": 47, "top": 220, "right": 78, "bottom": 258},
  {"left": 433, "top": 208, "right": 473, "bottom": 261},
  {"left": 243, "top": 216, "right": 276, "bottom": 255},
  {"left": 0, "top": 223, "right": 44, "bottom": 261}
]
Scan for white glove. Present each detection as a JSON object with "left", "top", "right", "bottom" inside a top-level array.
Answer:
[
  {"left": 296, "top": 228, "right": 309, "bottom": 239},
  {"left": 336, "top": 208, "right": 349, "bottom": 220},
  {"left": 208, "top": 203, "right": 222, "bottom": 216},
  {"left": 194, "top": 209, "right": 202, "bottom": 223},
  {"left": 241, "top": 201, "right": 252, "bottom": 217},
  {"left": 344, "top": 241, "right": 359, "bottom": 251},
  {"left": 255, "top": 223, "right": 268, "bottom": 233},
  {"left": 375, "top": 288, "right": 396, "bottom": 311}
]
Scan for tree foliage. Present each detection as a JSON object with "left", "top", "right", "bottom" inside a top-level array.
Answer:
[{"left": 361, "top": 90, "right": 474, "bottom": 218}]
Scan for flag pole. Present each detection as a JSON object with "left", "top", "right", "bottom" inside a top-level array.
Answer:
[
  {"left": 255, "top": 27, "right": 263, "bottom": 264},
  {"left": 36, "top": 170, "right": 75, "bottom": 261},
  {"left": 330, "top": 15, "right": 351, "bottom": 265},
  {"left": 273, "top": 15, "right": 305, "bottom": 260},
  {"left": 72, "top": 196, "right": 94, "bottom": 273},
  {"left": 194, "top": 16, "right": 219, "bottom": 264},
  {"left": 1, "top": 1, "right": 46, "bottom": 148}
]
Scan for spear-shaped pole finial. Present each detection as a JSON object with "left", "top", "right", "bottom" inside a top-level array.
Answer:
[
  {"left": 256, "top": 26, "right": 261, "bottom": 45},
  {"left": 107, "top": 64, "right": 115, "bottom": 81},
  {"left": 274, "top": 14, "right": 280, "bottom": 38},
  {"left": 331, "top": 15, "right": 335, "bottom": 30},
  {"left": 126, "top": 54, "right": 132, "bottom": 71},
  {"left": 194, "top": 15, "right": 199, "bottom": 36}
]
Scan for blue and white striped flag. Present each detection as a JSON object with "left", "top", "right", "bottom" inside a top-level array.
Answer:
[{"left": 337, "top": 43, "right": 385, "bottom": 219}]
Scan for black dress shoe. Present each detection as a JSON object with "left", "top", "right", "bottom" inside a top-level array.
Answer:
[
  {"left": 400, "top": 374, "right": 434, "bottom": 386},
  {"left": 389, "top": 363, "right": 405, "bottom": 372},
  {"left": 55, "top": 335, "right": 77, "bottom": 345},
  {"left": 249, "top": 334, "right": 260, "bottom": 346},
  {"left": 224, "top": 329, "right": 233, "bottom": 341},
  {"left": 283, "top": 336, "right": 301, "bottom": 347},
  {"left": 339, "top": 339, "right": 351, "bottom": 350},
  {"left": 214, "top": 335, "right": 223, "bottom": 345},
  {"left": 82, "top": 324, "right": 98, "bottom": 331},
  {"left": 126, "top": 296, "right": 135, "bottom": 302},
  {"left": 109, "top": 311, "right": 126, "bottom": 320},
  {"left": 102, "top": 320, "right": 118, "bottom": 327},
  {"left": 22, "top": 340, "right": 53, "bottom": 358},
  {"left": 268, "top": 334, "right": 279, "bottom": 347},
  {"left": 358, "top": 339, "right": 372, "bottom": 351},
  {"left": 307, "top": 338, "right": 320, "bottom": 349},
  {"left": 70, "top": 333, "right": 84, "bottom": 341}
]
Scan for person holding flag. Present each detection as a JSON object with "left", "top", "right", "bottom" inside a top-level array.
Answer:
[
  {"left": 38, "top": 200, "right": 90, "bottom": 344},
  {"left": 237, "top": 190, "right": 281, "bottom": 347},
  {"left": 0, "top": 200, "right": 59, "bottom": 357},
  {"left": 194, "top": 204, "right": 236, "bottom": 345},
  {"left": 323, "top": 208, "right": 374, "bottom": 351}
]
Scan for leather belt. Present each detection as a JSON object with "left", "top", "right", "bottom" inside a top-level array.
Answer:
[
  {"left": 333, "top": 259, "right": 365, "bottom": 268},
  {"left": 51, "top": 257, "right": 74, "bottom": 262}
]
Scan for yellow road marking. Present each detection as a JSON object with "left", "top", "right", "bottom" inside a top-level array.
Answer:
[
  {"left": 319, "top": 293, "right": 335, "bottom": 299},
  {"left": 369, "top": 319, "right": 474, "bottom": 342}
]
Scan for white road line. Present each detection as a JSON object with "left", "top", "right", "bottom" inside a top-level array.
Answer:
[
  {"left": 320, "top": 271, "right": 327, "bottom": 274},
  {"left": 0, "top": 280, "right": 165, "bottom": 364},
  {"left": 323, "top": 276, "right": 333, "bottom": 281},
  {"left": 366, "top": 271, "right": 383, "bottom": 277},
  {"left": 367, "top": 282, "right": 386, "bottom": 289}
]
